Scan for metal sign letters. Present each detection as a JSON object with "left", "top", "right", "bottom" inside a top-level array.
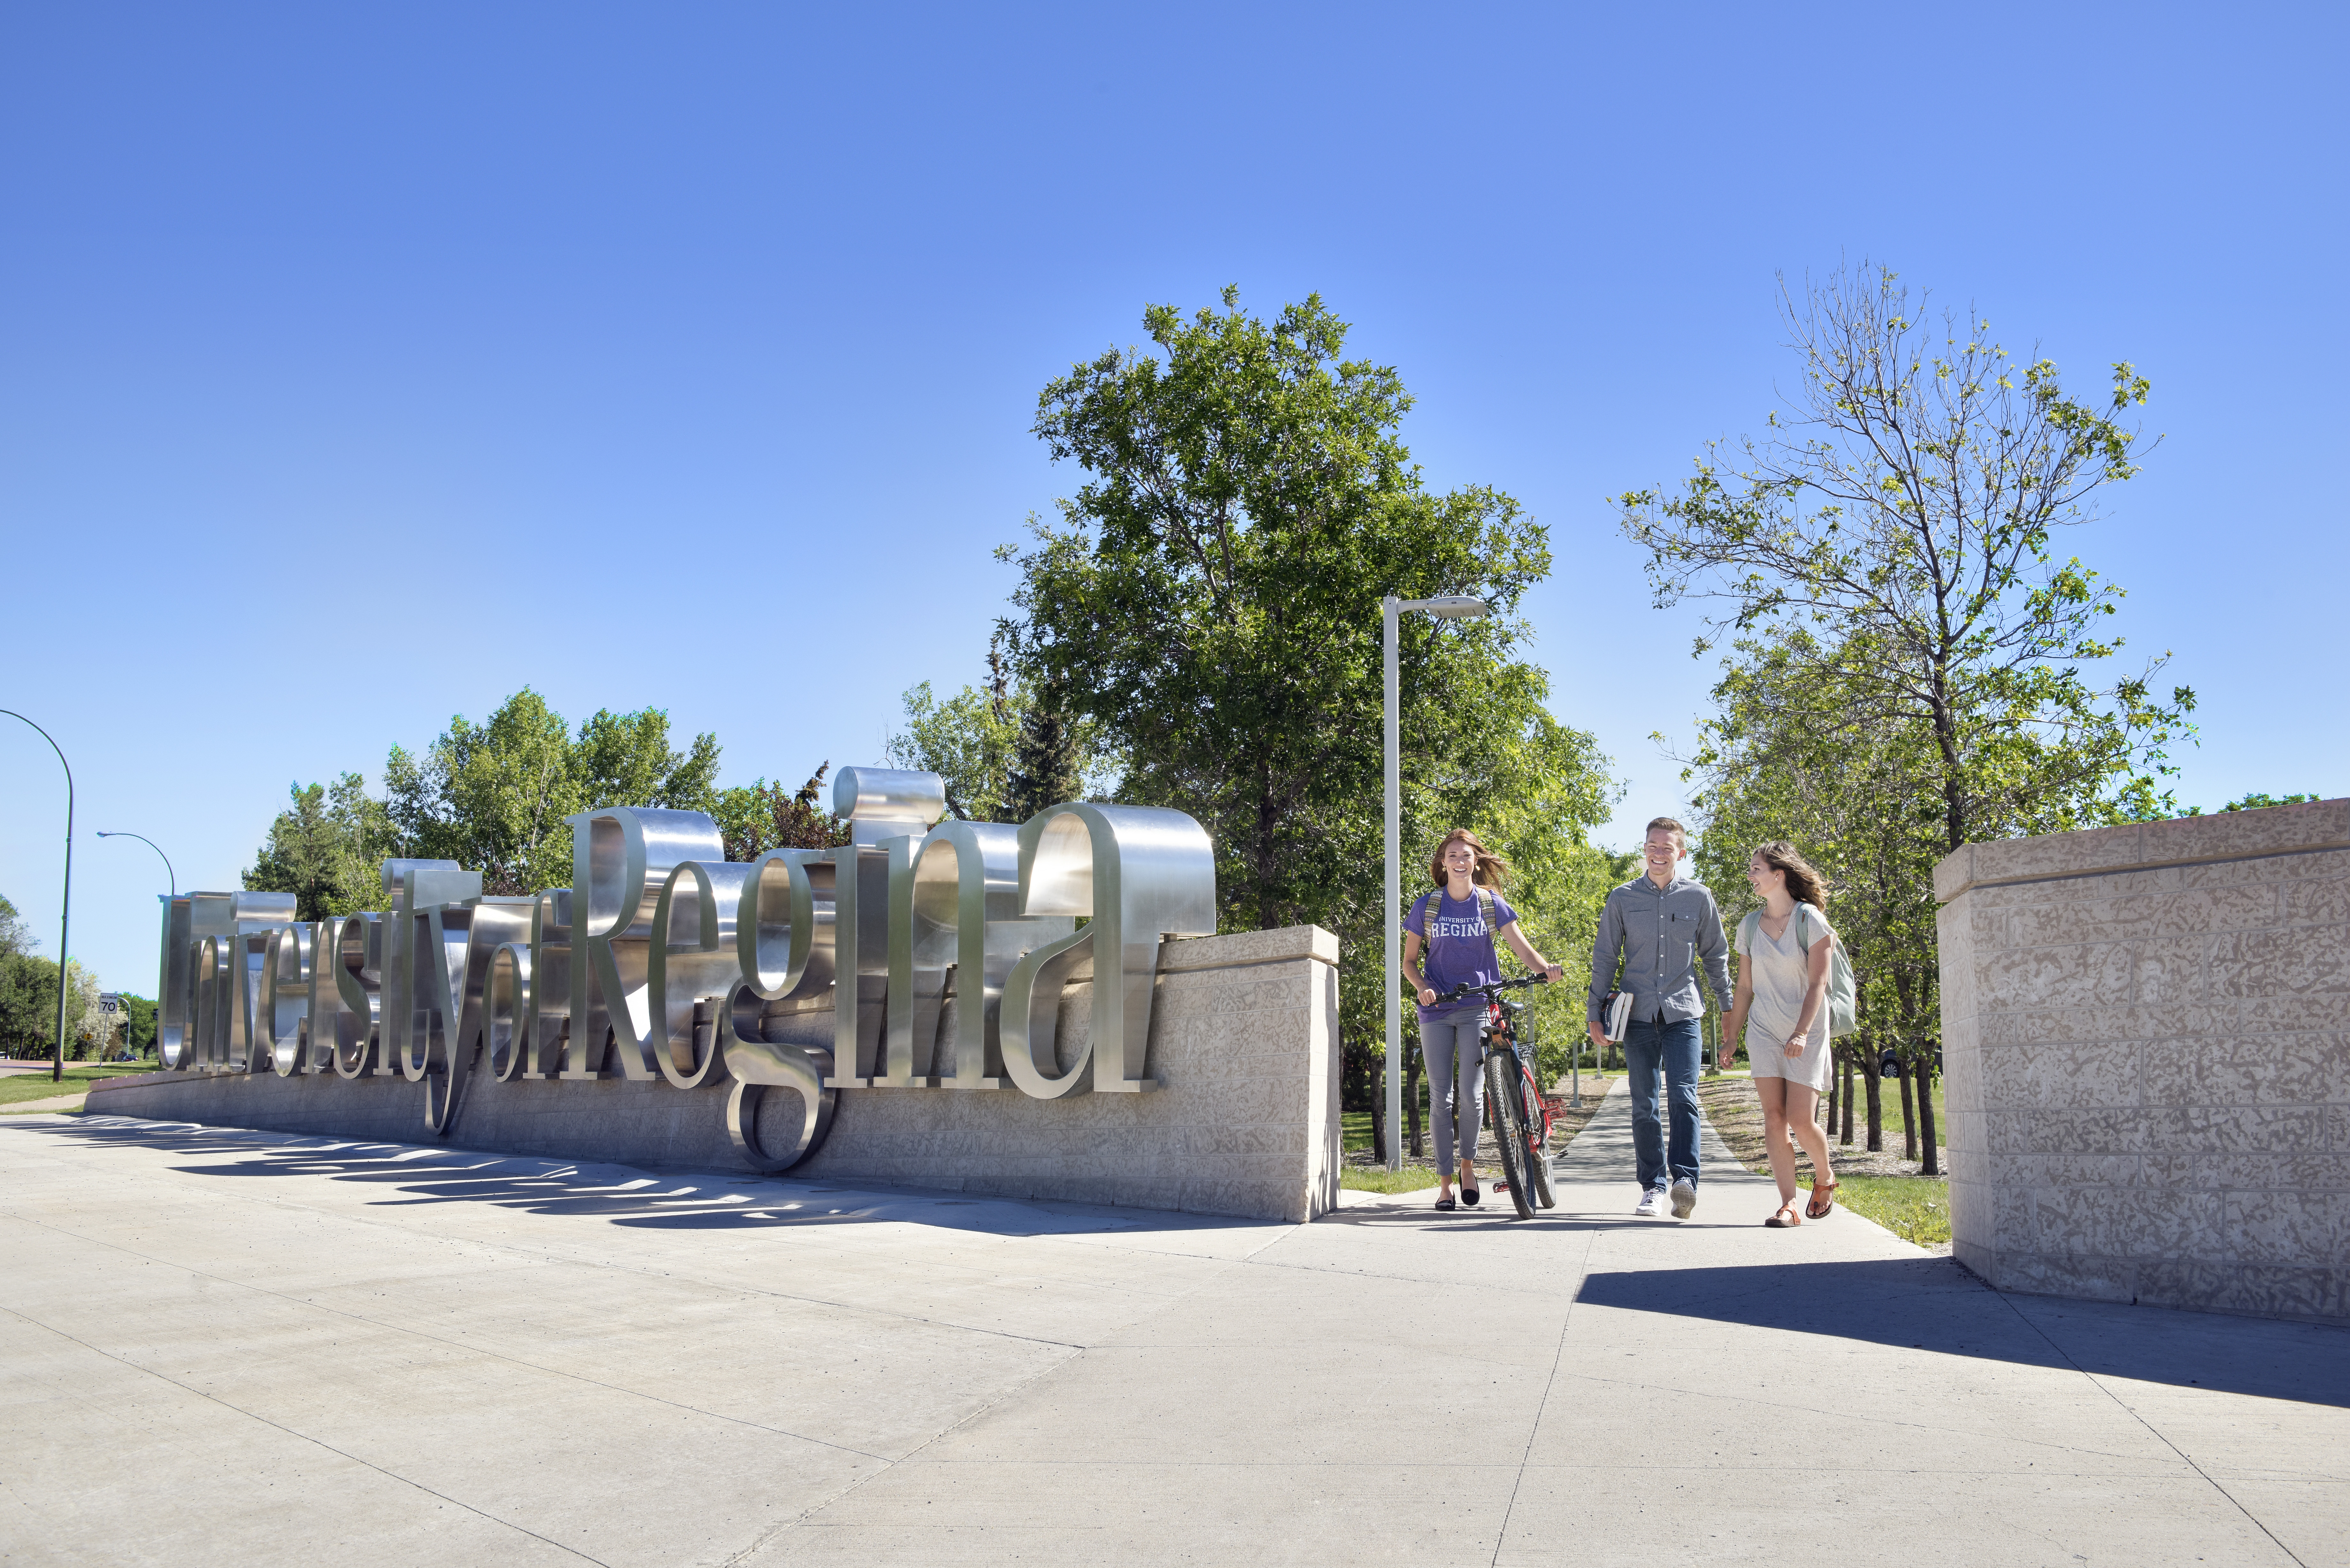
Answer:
[{"left": 153, "top": 769, "right": 1216, "bottom": 1170}]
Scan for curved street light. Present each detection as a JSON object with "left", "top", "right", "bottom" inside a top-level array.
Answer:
[
  {"left": 1381, "top": 594, "right": 1490, "bottom": 1169},
  {"left": 2, "top": 710, "right": 73, "bottom": 1083},
  {"left": 96, "top": 831, "right": 176, "bottom": 897}
]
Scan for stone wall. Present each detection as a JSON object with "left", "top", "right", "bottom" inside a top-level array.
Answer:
[
  {"left": 1936, "top": 800, "right": 2348, "bottom": 1323},
  {"left": 86, "top": 924, "right": 1343, "bottom": 1224}
]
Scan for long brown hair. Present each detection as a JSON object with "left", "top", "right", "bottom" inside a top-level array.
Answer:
[
  {"left": 1752, "top": 840, "right": 1828, "bottom": 912},
  {"left": 1428, "top": 828, "right": 1512, "bottom": 889}
]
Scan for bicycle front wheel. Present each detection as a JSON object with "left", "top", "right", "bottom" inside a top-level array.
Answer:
[
  {"left": 1520, "top": 1057, "right": 1557, "bottom": 1210},
  {"left": 1484, "top": 1069, "right": 1537, "bottom": 1220}
]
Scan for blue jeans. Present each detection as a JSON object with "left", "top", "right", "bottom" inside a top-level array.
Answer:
[{"left": 1623, "top": 1016, "right": 1702, "bottom": 1191}]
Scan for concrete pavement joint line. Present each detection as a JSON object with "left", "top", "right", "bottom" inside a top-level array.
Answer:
[
  {"left": 1488, "top": 1223, "right": 1602, "bottom": 1565},
  {"left": 714, "top": 1262, "right": 1252, "bottom": 1565},
  {"left": 0, "top": 1300, "right": 616, "bottom": 1568},
  {"left": 714, "top": 1350, "right": 1092, "bottom": 1568},
  {"left": 1987, "top": 1284, "right": 2312, "bottom": 1567},
  {"left": 0, "top": 1209, "right": 905, "bottom": 1462}
]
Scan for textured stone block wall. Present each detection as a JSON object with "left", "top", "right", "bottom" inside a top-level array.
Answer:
[
  {"left": 1936, "top": 800, "right": 2349, "bottom": 1323},
  {"left": 86, "top": 924, "right": 1343, "bottom": 1224}
]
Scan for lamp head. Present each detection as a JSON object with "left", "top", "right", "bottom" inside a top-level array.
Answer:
[{"left": 1421, "top": 595, "right": 1489, "bottom": 619}]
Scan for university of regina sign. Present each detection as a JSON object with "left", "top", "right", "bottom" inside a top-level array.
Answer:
[{"left": 154, "top": 768, "right": 1217, "bottom": 1171}]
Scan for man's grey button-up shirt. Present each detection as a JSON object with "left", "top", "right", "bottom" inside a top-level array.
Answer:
[{"left": 1587, "top": 874, "right": 1732, "bottom": 1025}]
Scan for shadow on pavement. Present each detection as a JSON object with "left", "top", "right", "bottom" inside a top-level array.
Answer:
[
  {"left": 1577, "top": 1257, "right": 2350, "bottom": 1407},
  {"left": 4, "top": 1113, "right": 1268, "bottom": 1243}
]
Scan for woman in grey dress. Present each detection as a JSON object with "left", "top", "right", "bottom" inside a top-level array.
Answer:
[{"left": 1717, "top": 841, "right": 1840, "bottom": 1228}]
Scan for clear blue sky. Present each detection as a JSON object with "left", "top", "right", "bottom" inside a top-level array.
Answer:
[{"left": 4, "top": 3, "right": 2342, "bottom": 997}]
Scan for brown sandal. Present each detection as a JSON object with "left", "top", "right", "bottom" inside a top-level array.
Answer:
[
  {"left": 1764, "top": 1202, "right": 1802, "bottom": 1229},
  {"left": 1806, "top": 1181, "right": 1838, "bottom": 1220}
]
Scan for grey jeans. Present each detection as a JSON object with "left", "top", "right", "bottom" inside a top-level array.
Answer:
[{"left": 1421, "top": 1014, "right": 1487, "bottom": 1171}]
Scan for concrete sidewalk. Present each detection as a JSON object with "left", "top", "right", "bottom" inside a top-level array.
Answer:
[{"left": 0, "top": 1090, "right": 2341, "bottom": 1566}]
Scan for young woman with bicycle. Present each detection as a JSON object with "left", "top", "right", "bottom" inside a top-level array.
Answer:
[
  {"left": 1403, "top": 829, "right": 1564, "bottom": 1212},
  {"left": 1718, "top": 840, "right": 1842, "bottom": 1228}
]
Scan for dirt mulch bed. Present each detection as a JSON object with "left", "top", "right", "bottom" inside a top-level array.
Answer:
[{"left": 1695, "top": 1075, "right": 1947, "bottom": 1180}]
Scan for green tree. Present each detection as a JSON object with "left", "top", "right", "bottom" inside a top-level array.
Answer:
[
  {"left": 1683, "top": 630, "right": 1950, "bottom": 1164},
  {"left": 1621, "top": 263, "right": 2196, "bottom": 859},
  {"left": 244, "top": 773, "right": 398, "bottom": 921},
  {"left": 889, "top": 626, "right": 1104, "bottom": 823},
  {"left": 0, "top": 960, "right": 54, "bottom": 1058},
  {"left": 713, "top": 765, "right": 851, "bottom": 862},
  {"left": 2218, "top": 792, "right": 2319, "bottom": 812},
  {"left": 1001, "top": 674, "right": 1088, "bottom": 825},
  {"left": 380, "top": 689, "right": 722, "bottom": 895},
  {"left": 1008, "top": 288, "right": 1619, "bottom": 1146},
  {"left": 120, "top": 992, "right": 157, "bottom": 1058},
  {"left": 0, "top": 894, "right": 31, "bottom": 958},
  {"left": 248, "top": 689, "right": 731, "bottom": 902}
]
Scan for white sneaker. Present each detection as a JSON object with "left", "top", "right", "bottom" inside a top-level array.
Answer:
[
  {"left": 1670, "top": 1178, "right": 1696, "bottom": 1219},
  {"left": 1634, "top": 1188, "right": 1664, "bottom": 1218}
]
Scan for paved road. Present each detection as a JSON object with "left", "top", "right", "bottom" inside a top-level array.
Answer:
[{"left": 1, "top": 1088, "right": 2341, "bottom": 1566}]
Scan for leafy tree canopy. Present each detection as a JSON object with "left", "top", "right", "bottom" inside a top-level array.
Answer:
[
  {"left": 1003, "top": 287, "right": 1620, "bottom": 1088},
  {"left": 246, "top": 688, "right": 839, "bottom": 905}
]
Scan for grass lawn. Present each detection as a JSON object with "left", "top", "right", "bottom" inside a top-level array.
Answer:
[
  {"left": 1694, "top": 1074, "right": 1952, "bottom": 1249},
  {"left": 1803, "top": 1174, "right": 1951, "bottom": 1248},
  {"left": 1338, "top": 1075, "right": 1616, "bottom": 1194},
  {"left": 0, "top": 1062, "right": 154, "bottom": 1109}
]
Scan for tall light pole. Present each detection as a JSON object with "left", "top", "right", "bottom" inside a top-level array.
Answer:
[
  {"left": 97, "top": 832, "right": 174, "bottom": 1065},
  {"left": 1383, "top": 593, "right": 1489, "bottom": 1169},
  {"left": 2, "top": 711, "right": 74, "bottom": 1084},
  {"left": 96, "top": 831, "right": 176, "bottom": 897}
]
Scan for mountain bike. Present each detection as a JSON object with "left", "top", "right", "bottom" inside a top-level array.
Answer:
[{"left": 1435, "top": 973, "right": 1556, "bottom": 1220}]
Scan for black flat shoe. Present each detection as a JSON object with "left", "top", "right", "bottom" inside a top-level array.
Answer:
[
  {"left": 1435, "top": 1195, "right": 1456, "bottom": 1211},
  {"left": 1460, "top": 1183, "right": 1481, "bottom": 1207}
]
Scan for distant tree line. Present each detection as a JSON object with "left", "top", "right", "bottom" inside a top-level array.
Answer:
[
  {"left": 0, "top": 896, "right": 153, "bottom": 1060},
  {"left": 243, "top": 689, "right": 847, "bottom": 921}
]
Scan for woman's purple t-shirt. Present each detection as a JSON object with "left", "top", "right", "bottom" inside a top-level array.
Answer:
[{"left": 1406, "top": 886, "right": 1518, "bottom": 1023}]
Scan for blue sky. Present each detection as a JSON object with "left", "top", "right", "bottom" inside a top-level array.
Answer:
[{"left": 4, "top": 3, "right": 2343, "bottom": 996}]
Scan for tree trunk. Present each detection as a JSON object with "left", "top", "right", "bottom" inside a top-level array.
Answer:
[
  {"left": 1839, "top": 1047, "right": 1855, "bottom": 1144},
  {"left": 1406, "top": 1052, "right": 1423, "bottom": 1159},
  {"left": 1896, "top": 1054, "right": 1918, "bottom": 1163},
  {"left": 1916, "top": 1044, "right": 1941, "bottom": 1177},
  {"left": 1370, "top": 1067, "right": 1387, "bottom": 1164},
  {"left": 1864, "top": 1042, "right": 1884, "bottom": 1152},
  {"left": 1824, "top": 1049, "right": 1839, "bottom": 1133}
]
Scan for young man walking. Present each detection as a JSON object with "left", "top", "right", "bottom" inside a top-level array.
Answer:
[{"left": 1588, "top": 817, "right": 1731, "bottom": 1219}]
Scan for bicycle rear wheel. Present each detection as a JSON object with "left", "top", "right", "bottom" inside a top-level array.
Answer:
[{"left": 1484, "top": 1068, "right": 1537, "bottom": 1220}]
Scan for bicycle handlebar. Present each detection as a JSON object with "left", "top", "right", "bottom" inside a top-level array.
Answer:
[{"left": 1437, "top": 973, "right": 1550, "bottom": 1004}]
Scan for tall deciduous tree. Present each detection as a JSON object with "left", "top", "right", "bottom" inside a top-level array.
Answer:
[
  {"left": 248, "top": 689, "right": 738, "bottom": 903},
  {"left": 1683, "top": 630, "right": 1949, "bottom": 1164},
  {"left": 382, "top": 689, "right": 721, "bottom": 895},
  {"left": 1008, "top": 288, "right": 1618, "bottom": 1126},
  {"left": 1621, "top": 264, "right": 2196, "bottom": 859},
  {"left": 245, "top": 773, "right": 399, "bottom": 921}
]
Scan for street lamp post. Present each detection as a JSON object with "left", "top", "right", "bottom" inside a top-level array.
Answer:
[
  {"left": 96, "top": 831, "right": 176, "bottom": 897},
  {"left": 2, "top": 711, "right": 74, "bottom": 1084},
  {"left": 97, "top": 832, "right": 175, "bottom": 1063},
  {"left": 1382, "top": 593, "right": 1489, "bottom": 1170}
]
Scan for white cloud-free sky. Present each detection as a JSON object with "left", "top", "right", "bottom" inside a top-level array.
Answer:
[{"left": 4, "top": 2, "right": 2342, "bottom": 995}]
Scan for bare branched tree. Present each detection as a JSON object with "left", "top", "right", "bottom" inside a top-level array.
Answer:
[{"left": 1622, "top": 263, "right": 2195, "bottom": 855}]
